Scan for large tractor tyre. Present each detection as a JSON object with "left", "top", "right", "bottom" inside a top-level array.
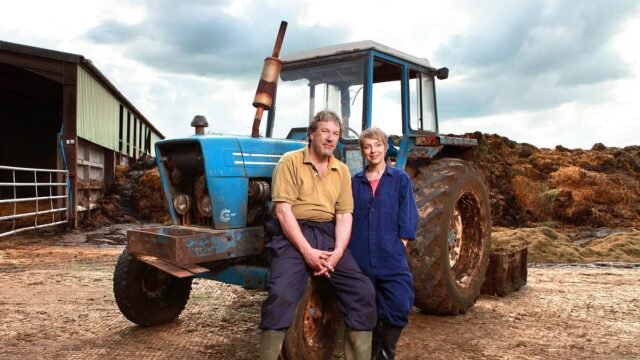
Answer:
[
  {"left": 283, "top": 277, "right": 343, "bottom": 360},
  {"left": 408, "top": 158, "right": 492, "bottom": 315},
  {"left": 113, "top": 249, "right": 192, "bottom": 327}
]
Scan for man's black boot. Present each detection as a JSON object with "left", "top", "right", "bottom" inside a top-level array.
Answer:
[{"left": 375, "top": 324, "right": 403, "bottom": 360}]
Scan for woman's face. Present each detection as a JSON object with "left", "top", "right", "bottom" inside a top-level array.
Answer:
[{"left": 362, "top": 137, "right": 386, "bottom": 166}]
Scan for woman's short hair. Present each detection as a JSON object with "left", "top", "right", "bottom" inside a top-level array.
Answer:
[{"left": 359, "top": 127, "right": 388, "bottom": 155}]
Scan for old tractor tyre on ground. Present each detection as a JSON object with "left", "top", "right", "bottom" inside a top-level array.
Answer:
[
  {"left": 408, "top": 158, "right": 492, "bottom": 315},
  {"left": 284, "top": 277, "right": 343, "bottom": 360},
  {"left": 113, "top": 249, "right": 192, "bottom": 327}
]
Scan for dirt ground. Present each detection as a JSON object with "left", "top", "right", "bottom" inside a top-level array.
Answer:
[{"left": 1, "top": 231, "right": 638, "bottom": 360}]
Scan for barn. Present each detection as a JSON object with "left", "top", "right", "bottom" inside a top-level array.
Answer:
[{"left": 0, "top": 40, "right": 164, "bottom": 234}]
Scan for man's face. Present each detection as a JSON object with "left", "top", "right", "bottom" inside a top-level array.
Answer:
[{"left": 309, "top": 120, "right": 340, "bottom": 158}]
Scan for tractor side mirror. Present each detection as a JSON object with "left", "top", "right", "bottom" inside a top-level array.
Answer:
[{"left": 436, "top": 67, "right": 449, "bottom": 80}]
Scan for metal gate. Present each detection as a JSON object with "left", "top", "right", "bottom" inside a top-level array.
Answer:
[{"left": 0, "top": 165, "right": 69, "bottom": 238}]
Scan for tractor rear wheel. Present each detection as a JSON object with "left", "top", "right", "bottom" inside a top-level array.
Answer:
[
  {"left": 113, "top": 249, "right": 192, "bottom": 326},
  {"left": 283, "top": 277, "right": 343, "bottom": 360},
  {"left": 408, "top": 158, "right": 492, "bottom": 315}
]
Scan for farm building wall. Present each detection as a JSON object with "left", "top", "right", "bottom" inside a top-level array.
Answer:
[{"left": 1, "top": 40, "right": 165, "bottom": 229}]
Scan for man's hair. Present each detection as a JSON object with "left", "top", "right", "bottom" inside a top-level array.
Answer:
[
  {"left": 359, "top": 127, "right": 389, "bottom": 156},
  {"left": 308, "top": 110, "right": 343, "bottom": 137}
]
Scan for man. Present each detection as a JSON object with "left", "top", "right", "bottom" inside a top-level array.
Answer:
[{"left": 259, "top": 110, "right": 377, "bottom": 360}]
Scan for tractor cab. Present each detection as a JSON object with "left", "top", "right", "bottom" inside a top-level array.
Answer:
[{"left": 263, "top": 41, "right": 450, "bottom": 173}]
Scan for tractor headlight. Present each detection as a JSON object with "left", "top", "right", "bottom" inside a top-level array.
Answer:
[
  {"left": 173, "top": 193, "right": 191, "bottom": 215},
  {"left": 196, "top": 195, "right": 212, "bottom": 217}
]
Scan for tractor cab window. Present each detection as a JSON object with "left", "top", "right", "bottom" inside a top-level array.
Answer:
[
  {"left": 409, "top": 71, "right": 437, "bottom": 133},
  {"left": 274, "top": 59, "right": 366, "bottom": 140},
  {"left": 371, "top": 59, "right": 403, "bottom": 137}
]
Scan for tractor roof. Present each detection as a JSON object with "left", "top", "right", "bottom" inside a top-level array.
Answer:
[{"left": 282, "top": 40, "right": 432, "bottom": 68}]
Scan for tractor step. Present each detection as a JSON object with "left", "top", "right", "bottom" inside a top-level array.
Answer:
[
  {"left": 135, "top": 255, "right": 209, "bottom": 278},
  {"left": 481, "top": 247, "right": 528, "bottom": 296}
]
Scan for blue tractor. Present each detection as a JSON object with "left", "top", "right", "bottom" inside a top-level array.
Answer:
[{"left": 113, "top": 24, "right": 491, "bottom": 359}]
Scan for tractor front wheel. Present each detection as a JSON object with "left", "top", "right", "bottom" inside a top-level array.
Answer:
[{"left": 113, "top": 249, "right": 192, "bottom": 326}]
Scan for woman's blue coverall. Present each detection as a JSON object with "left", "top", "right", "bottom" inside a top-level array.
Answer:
[{"left": 349, "top": 165, "right": 419, "bottom": 327}]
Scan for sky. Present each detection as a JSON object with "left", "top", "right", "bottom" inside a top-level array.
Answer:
[{"left": 1, "top": 0, "right": 639, "bottom": 149}]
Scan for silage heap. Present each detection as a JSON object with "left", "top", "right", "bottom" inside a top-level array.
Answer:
[
  {"left": 492, "top": 227, "right": 640, "bottom": 263},
  {"left": 467, "top": 133, "right": 640, "bottom": 228},
  {"left": 465, "top": 133, "right": 640, "bottom": 263},
  {"left": 82, "top": 155, "right": 169, "bottom": 228}
]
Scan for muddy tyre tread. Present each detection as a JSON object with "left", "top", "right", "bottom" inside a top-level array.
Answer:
[
  {"left": 113, "top": 249, "right": 192, "bottom": 327},
  {"left": 409, "top": 158, "right": 492, "bottom": 315}
]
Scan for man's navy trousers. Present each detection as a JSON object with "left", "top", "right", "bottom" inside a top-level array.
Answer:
[{"left": 259, "top": 219, "right": 377, "bottom": 331}]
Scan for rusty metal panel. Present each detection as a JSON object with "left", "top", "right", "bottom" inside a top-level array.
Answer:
[
  {"left": 127, "top": 226, "right": 265, "bottom": 265},
  {"left": 415, "top": 135, "right": 440, "bottom": 146},
  {"left": 180, "top": 263, "right": 210, "bottom": 274},
  {"left": 136, "top": 255, "right": 195, "bottom": 278},
  {"left": 408, "top": 146, "right": 443, "bottom": 159}
]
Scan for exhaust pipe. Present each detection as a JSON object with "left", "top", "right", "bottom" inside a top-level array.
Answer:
[{"left": 251, "top": 21, "right": 288, "bottom": 138}]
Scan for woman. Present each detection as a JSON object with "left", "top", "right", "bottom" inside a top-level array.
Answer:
[{"left": 349, "top": 127, "right": 418, "bottom": 360}]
